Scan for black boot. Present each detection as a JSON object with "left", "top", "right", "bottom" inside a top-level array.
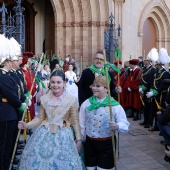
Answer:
[{"left": 133, "top": 112, "right": 139, "bottom": 121}]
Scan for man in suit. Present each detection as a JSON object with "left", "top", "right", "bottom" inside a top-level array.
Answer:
[{"left": 78, "top": 50, "right": 121, "bottom": 106}]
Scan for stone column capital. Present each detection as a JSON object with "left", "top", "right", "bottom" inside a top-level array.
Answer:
[{"left": 113, "top": 0, "right": 125, "bottom": 3}]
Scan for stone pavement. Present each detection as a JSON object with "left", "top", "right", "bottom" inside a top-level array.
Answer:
[{"left": 116, "top": 118, "right": 170, "bottom": 170}]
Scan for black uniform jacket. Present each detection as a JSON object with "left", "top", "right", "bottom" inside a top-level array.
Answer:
[
  {"left": 16, "top": 68, "right": 28, "bottom": 94},
  {"left": 0, "top": 69, "right": 22, "bottom": 122},
  {"left": 140, "top": 65, "right": 156, "bottom": 92},
  {"left": 151, "top": 68, "right": 170, "bottom": 107},
  {"left": 10, "top": 69, "right": 26, "bottom": 103}
]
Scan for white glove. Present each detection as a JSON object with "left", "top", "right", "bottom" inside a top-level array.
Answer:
[
  {"left": 139, "top": 88, "right": 143, "bottom": 92},
  {"left": 28, "top": 99, "right": 32, "bottom": 107},
  {"left": 22, "top": 103, "right": 26, "bottom": 108},
  {"left": 128, "top": 87, "right": 131, "bottom": 92},
  {"left": 146, "top": 91, "right": 154, "bottom": 98},
  {"left": 139, "top": 88, "right": 143, "bottom": 94},
  {"left": 116, "top": 86, "right": 122, "bottom": 93},
  {"left": 33, "top": 91, "right": 37, "bottom": 97},
  {"left": 36, "top": 84, "right": 38, "bottom": 89},
  {"left": 22, "top": 102, "right": 28, "bottom": 110}
]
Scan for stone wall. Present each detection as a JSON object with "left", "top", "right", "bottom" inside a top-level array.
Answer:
[{"left": 34, "top": 0, "right": 170, "bottom": 66}]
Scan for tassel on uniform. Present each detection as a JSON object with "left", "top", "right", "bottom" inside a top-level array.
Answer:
[
  {"left": 23, "top": 129, "right": 27, "bottom": 141},
  {"left": 155, "top": 99, "right": 162, "bottom": 110},
  {"left": 28, "top": 110, "right": 31, "bottom": 122},
  {"left": 23, "top": 118, "right": 27, "bottom": 140}
]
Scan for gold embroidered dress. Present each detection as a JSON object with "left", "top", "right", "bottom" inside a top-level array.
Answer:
[{"left": 19, "top": 90, "right": 83, "bottom": 170}]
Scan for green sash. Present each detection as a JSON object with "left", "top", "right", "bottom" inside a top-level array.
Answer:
[{"left": 87, "top": 96, "right": 119, "bottom": 111}]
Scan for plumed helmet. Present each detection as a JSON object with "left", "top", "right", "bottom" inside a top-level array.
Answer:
[
  {"left": 156, "top": 48, "right": 170, "bottom": 65},
  {"left": 9, "top": 37, "right": 22, "bottom": 61},
  {"left": 146, "top": 48, "right": 159, "bottom": 62},
  {"left": 0, "top": 34, "right": 10, "bottom": 65}
]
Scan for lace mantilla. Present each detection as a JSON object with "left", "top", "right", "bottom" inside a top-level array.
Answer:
[{"left": 40, "top": 91, "right": 76, "bottom": 128}]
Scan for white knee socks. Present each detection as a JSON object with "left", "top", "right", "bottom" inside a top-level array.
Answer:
[{"left": 97, "top": 167, "right": 114, "bottom": 170}]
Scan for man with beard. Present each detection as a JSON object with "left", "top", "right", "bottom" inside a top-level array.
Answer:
[{"left": 78, "top": 50, "right": 121, "bottom": 106}]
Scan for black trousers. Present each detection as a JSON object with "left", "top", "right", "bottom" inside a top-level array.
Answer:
[
  {"left": 0, "top": 120, "right": 17, "bottom": 170},
  {"left": 85, "top": 136, "right": 116, "bottom": 169},
  {"left": 148, "top": 99, "right": 157, "bottom": 127},
  {"left": 143, "top": 98, "right": 151, "bottom": 125}
]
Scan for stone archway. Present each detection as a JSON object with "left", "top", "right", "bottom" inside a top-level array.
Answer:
[
  {"left": 50, "top": 0, "right": 114, "bottom": 66},
  {"left": 138, "top": 0, "right": 170, "bottom": 56}
]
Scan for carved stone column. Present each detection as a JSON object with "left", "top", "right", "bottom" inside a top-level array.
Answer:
[{"left": 113, "top": 0, "right": 125, "bottom": 53}]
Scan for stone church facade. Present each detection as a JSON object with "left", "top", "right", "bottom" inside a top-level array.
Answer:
[{"left": 1, "top": 0, "right": 170, "bottom": 66}]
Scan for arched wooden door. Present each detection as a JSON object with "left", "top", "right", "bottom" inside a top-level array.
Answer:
[
  {"left": 142, "top": 18, "right": 157, "bottom": 57},
  {"left": 44, "top": 0, "right": 55, "bottom": 56}
]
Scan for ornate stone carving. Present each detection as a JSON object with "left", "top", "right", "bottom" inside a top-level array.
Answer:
[
  {"left": 71, "top": 21, "right": 80, "bottom": 27},
  {"left": 55, "top": 21, "right": 108, "bottom": 27},
  {"left": 63, "top": 22, "right": 72, "bottom": 27},
  {"left": 80, "top": 21, "right": 88, "bottom": 27}
]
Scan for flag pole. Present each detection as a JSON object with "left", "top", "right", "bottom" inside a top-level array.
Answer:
[
  {"left": 103, "top": 49, "right": 117, "bottom": 170},
  {"left": 81, "top": 56, "right": 83, "bottom": 73}
]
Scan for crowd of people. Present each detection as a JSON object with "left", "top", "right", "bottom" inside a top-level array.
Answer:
[{"left": 0, "top": 33, "right": 170, "bottom": 170}]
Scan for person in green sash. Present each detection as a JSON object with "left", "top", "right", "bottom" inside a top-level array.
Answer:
[
  {"left": 79, "top": 75, "right": 130, "bottom": 170},
  {"left": 78, "top": 50, "right": 122, "bottom": 106}
]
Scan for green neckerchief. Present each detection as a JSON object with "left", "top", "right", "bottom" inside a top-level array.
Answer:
[
  {"left": 87, "top": 95, "right": 120, "bottom": 111},
  {"left": 89, "top": 64, "right": 106, "bottom": 75},
  {"left": 89, "top": 63, "right": 120, "bottom": 82},
  {"left": 89, "top": 64, "right": 112, "bottom": 82}
]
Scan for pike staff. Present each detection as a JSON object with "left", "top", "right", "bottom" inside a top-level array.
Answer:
[
  {"left": 117, "top": 67, "right": 120, "bottom": 159},
  {"left": 81, "top": 56, "right": 83, "bottom": 74},
  {"left": 9, "top": 53, "right": 44, "bottom": 170},
  {"left": 103, "top": 50, "right": 117, "bottom": 170}
]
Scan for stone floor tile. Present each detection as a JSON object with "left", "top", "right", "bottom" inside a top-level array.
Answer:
[{"left": 125, "top": 163, "right": 145, "bottom": 170}]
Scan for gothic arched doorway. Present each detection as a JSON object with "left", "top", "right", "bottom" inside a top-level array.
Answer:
[{"left": 142, "top": 18, "right": 157, "bottom": 56}]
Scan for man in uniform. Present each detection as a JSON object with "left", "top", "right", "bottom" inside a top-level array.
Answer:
[
  {"left": 16, "top": 55, "right": 29, "bottom": 96},
  {"left": 139, "top": 56, "right": 157, "bottom": 128},
  {"left": 138, "top": 56, "right": 144, "bottom": 69},
  {"left": 146, "top": 48, "right": 170, "bottom": 131},
  {"left": 0, "top": 34, "right": 26, "bottom": 170}
]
